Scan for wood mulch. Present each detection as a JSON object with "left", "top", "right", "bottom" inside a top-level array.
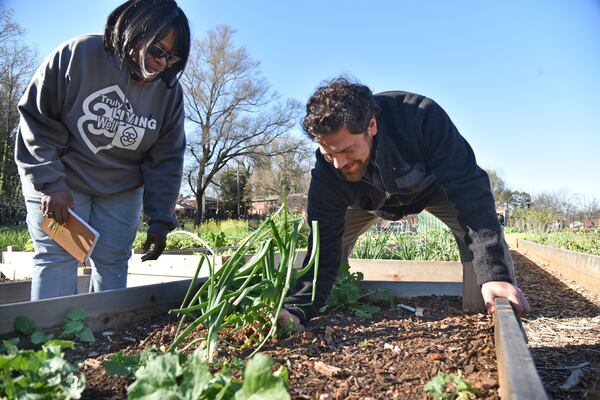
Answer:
[
  {"left": 512, "top": 251, "right": 600, "bottom": 400},
  {"left": 61, "top": 249, "right": 599, "bottom": 399},
  {"left": 70, "top": 299, "right": 498, "bottom": 399}
]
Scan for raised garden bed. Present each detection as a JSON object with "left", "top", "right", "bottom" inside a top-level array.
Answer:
[
  {"left": 0, "top": 254, "right": 549, "bottom": 399},
  {"left": 74, "top": 296, "right": 497, "bottom": 399}
]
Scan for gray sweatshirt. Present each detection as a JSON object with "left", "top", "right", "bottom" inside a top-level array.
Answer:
[{"left": 15, "top": 34, "right": 185, "bottom": 236}]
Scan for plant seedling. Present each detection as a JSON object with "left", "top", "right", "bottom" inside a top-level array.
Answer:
[
  {"left": 321, "top": 262, "right": 389, "bottom": 318},
  {"left": 61, "top": 308, "right": 95, "bottom": 343},
  {"left": 13, "top": 315, "right": 54, "bottom": 345},
  {"left": 424, "top": 371, "right": 477, "bottom": 400}
]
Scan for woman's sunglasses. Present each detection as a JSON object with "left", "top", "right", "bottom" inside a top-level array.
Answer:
[{"left": 147, "top": 44, "right": 181, "bottom": 66}]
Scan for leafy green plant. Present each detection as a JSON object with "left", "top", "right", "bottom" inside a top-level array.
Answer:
[
  {"left": 0, "top": 339, "right": 85, "bottom": 399},
  {"left": 424, "top": 371, "right": 477, "bottom": 400},
  {"left": 126, "top": 350, "right": 289, "bottom": 400},
  {"left": 13, "top": 315, "right": 54, "bottom": 345},
  {"left": 206, "top": 230, "right": 227, "bottom": 249},
  {"left": 197, "top": 219, "right": 250, "bottom": 248},
  {"left": 521, "top": 227, "right": 600, "bottom": 256},
  {"left": 60, "top": 309, "right": 95, "bottom": 343},
  {"left": 103, "top": 348, "right": 155, "bottom": 379},
  {"left": 13, "top": 309, "right": 94, "bottom": 346},
  {"left": 169, "top": 202, "right": 320, "bottom": 361},
  {"left": 321, "top": 262, "right": 390, "bottom": 318}
]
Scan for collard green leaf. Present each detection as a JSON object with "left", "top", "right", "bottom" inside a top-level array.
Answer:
[
  {"left": 180, "top": 350, "right": 214, "bottom": 399},
  {"left": 128, "top": 352, "right": 182, "bottom": 399},
  {"left": 0, "top": 339, "right": 84, "bottom": 400},
  {"left": 66, "top": 308, "right": 87, "bottom": 322},
  {"left": 103, "top": 351, "right": 141, "bottom": 378},
  {"left": 234, "top": 354, "right": 289, "bottom": 400},
  {"left": 63, "top": 320, "right": 85, "bottom": 336},
  {"left": 43, "top": 340, "right": 76, "bottom": 351},
  {"left": 77, "top": 327, "right": 95, "bottom": 343},
  {"left": 352, "top": 304, "right": 380, "bottom": 318},
  {"left": 14, "top": 315, "right": 38, "bottom": 336},
  {"left": 30, "top": 331, "right": 54, "bottom": 345}
]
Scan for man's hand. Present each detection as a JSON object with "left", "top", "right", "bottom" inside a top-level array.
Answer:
[
  {"left": 277, "top": 309, "right": 304, "bottom": 333},
  {"left": 41, "top": 190, "right": 74, "bottom": 224},
  {"left": 141, "top": 232, "right": 167, "bottom": 261},
  {"left": 481, "top": 281, "right": 530, "bottom": 317}
]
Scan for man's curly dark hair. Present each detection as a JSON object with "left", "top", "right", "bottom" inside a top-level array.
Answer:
[{"left": 303, "top": 77, "right": 380, "bottom": 139}]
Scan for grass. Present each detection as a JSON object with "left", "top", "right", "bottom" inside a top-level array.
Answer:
[{"left": 0, "top": 225, "right": 32, "bottom": 251}]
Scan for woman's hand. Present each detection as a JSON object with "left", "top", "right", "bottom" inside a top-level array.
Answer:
[{"left": 41, "top": 190, "right": 74, "bottom": 224}]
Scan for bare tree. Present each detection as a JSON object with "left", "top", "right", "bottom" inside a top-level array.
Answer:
[
  {"left": 181, "top": 25, "right": 302, "bottom": 224},
  {"left": 484, "top": 169, "right": 512, "bottom": 207},
  {"left": 576, "top": 195, "right": 600, "bottom": 221},
  {"left": 533, "top": 189, "right": 578, "bottom": 222},
  {"left": 0, "top": 8, "right": 37, "bottom": 209},
  {"left": 248, "top": 136, "right": 313, "bottom": 198}
]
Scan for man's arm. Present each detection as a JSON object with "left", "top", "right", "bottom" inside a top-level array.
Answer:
[
  {"left": 417, "top": 98, "right": 529, "bottom": 316},
  {"left": 282, "top": 158, "right": 349, "bottom": 326}
]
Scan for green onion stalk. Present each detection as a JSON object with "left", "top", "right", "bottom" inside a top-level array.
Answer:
[{"left": 167, "top": 203, "right": 319, "bottom": 362}]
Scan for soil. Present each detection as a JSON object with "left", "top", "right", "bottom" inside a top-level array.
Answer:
[{"left": 60, "top": 250, "right": 599, "bottom": 399}]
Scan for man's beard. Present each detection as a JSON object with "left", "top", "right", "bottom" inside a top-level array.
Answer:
[{"left": 340, "top": 159, "right": 369, "bottom": 182}]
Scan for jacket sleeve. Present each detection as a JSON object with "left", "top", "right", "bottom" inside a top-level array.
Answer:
[
  {"left": 15, "top": 47, "right": 72, "bottom": 194},
  {"left": 418, "top": 99, "right": 514, "bottom": 286},
  {"left": 141, "top": 86, "right": 186, "bottom": 237},
  {"left": 284, "top": 159, "right": 349, "bottom": 325}
]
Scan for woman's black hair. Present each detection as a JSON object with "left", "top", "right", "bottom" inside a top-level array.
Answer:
[{"left": 103, "top": 0, "right": 191, "bottom": 87}]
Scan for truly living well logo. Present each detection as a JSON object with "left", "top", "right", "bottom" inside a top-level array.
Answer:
[{"left": 76, "top": 85, "right": 157, "bottom": 154}]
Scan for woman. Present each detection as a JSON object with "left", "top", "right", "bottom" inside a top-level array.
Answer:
[{"left": 15, "top": 0, "right": 190, "bottom": 300}]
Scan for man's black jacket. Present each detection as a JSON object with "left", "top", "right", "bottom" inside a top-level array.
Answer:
[{"left": 284, "top": 91, "right": 513, "bottom": 325}]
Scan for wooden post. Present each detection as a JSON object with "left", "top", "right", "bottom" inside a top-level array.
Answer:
[{"left": 462, "top": 261, "right": 486, "bottom": 312}]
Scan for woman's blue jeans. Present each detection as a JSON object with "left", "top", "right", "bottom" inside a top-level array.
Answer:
[{"left": 21, "top": 179, "right": 143, "bottom": 300}]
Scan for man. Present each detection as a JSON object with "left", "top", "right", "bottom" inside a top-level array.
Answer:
[{"left": 279, "top": 77, "right": 529, "bottom": 329}]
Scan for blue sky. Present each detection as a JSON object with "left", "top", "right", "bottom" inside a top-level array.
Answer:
[{"left": 8, "top": 0, "right": 600, "bottom": 200}]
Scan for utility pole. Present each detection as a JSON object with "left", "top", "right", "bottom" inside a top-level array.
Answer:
[{"left": 236, "top": 162, "right": 240, "bottom": 217}]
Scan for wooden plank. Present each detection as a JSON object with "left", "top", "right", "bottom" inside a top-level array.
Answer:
[
  {"left": 348, "top": 259, "right": 462, "bottom": 282},
  {"left": 0, "top": 261, "right": 33, "bottom": 280},
  {"left": 127, "top": 274, "right": 188, "bottom": 287},
  {"left": 128, "top": 254, "right": 205, "bottom": 277},
  {"left": 494, "top": 298, "right": 548, "bottom": 400},
  {"left": 515, "top": 239, "right": 600, "bottom": 295},
  {"left": 0, "top": 278, "right": 203, "bottom": 336},
  {"left": 0, "top": 275, "right": 91, "bottom": 305},
  {"left": 360, "top": 281, "right": 461, "bottom": 300},
  {"left": 462, "top": 262, "right": 485, "bottom": 312}
]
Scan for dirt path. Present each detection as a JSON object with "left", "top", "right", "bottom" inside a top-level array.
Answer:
[{"left": 513, "top": 251, "right": 600, "bottom": 399}]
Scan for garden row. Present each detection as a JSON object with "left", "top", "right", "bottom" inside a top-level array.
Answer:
[
  {"left": 1, "top": 221, "right": 597, "bottom": 398},
  {"left": 0, "top": 251, "right": 557, "bottom": 398}
]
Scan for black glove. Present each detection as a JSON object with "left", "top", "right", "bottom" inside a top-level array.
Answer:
[{"left": 141, "top": 231, "right": 167, "bottom": 261}]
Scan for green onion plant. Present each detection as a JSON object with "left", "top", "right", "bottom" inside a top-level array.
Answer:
[{"left": 167, "top": 202, "right": 320, "bottom": 362}]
